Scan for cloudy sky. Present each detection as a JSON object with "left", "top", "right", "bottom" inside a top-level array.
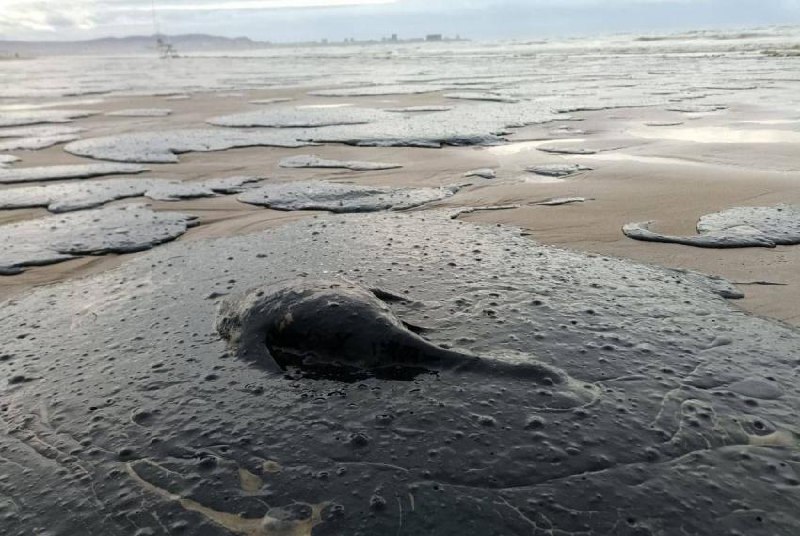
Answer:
[{"left": 0, "top": 0, "right": 798, "bottom": 42}]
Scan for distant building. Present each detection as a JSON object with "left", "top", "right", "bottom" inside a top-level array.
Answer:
[
  {"left": 425, "top": 34, "right": 443, "bottom": 42},
  {"left": 391, "top": 34, "right": 398, "bottom": 42}
]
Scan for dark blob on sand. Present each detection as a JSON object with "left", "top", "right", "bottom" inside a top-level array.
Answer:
[{"left": 216, "top": 278, "right": 579, "bottom": 383}]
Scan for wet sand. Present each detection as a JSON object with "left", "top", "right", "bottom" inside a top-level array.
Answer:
[{"left": 2, "top": 90, "right": 798, "bottom": 324}]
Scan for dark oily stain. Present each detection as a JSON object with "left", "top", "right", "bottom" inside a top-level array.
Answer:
[
  {"left": 666, "top": 104, "right": 727, "bottom": 113},
  {"left": 298, "top": 101, "right": 559, "bottom": 148},
  {"left": 0, "top": 176, "right": 262, "bottom": 213},
  {"left": 0, "top": 125, "right": 84, "bottom": 139},
  {"left": 142, "top": 176, "right": 263, "bottom": 201},
  {"left": 0, "top": 163, "right": 148, "bottom": 184},
  {"left": 308, "top": 84, "right": 446, "bottom": 97},
  {"left": 645, "top": 121, "right": 685, "bottom": 126},
  {"left": 449, "top": 205, "right": 520, "bottom": 219},
  {"left": 249, "top": 98, "right": 294, "bottom": 105},
  {"left": 0, "top": 211, "right": 798, "bottom": 535},
  {"left": 216, "top": 278, "right": 598, "bottom": 395},
  {"left": 0, "top": 179, "right": 156, "bottom": 212},
  {"left": 702, "top": 85, "right": 758, "bottom": 91},
  {"left": 536, "top": 197, "right": 588, "bottom": 206},
  {"left": 623, "top": 204, "right": 800, "bottom": 248},
  {"left": 554, "top": 100, "right": 662, "bottom": 113},
  {"left": 444, "top": 92, "right": 520, "bottom": 103},
  {"left": 105, "top": 109, "right": 172, "bottom": 117},
  {"left": 278, "top": 155, "right": 402, "bottom": 171},
  {"left": 237, "top": 180, "right": 459, "bottom": 213},
  {"left": 207, "top": 107, "right": 388, "bottom": 128},
  {"left": 0, "top": 134, "right": 81, "bottom": 151},
  {"left": 525, "top": 164, "right": 593, "bottom": 177},
  {"left": 384, "top": 106, "right": 452, "bottom": 113},
  {"left": 0, "top": 154, "right": 20, "bottom": 167},
  {"left": 200, "top": 176, "right": 266, "bottom": 194},
  {"left": 463, "top": 168, "right": 496, "bottom": 179},
  {"left": 310, "top": 133, "right": 504, "bottom": 149},
  {"left": 0, "top": 204, "right": 196, "bottom": 274},
  {"left": 0, "top": 125, "right": 85, "bottom": 151},
  {"left": 666, "top": 267, "right": 745, "bottom": 299},
  {"left": 64, "top": 129, "right": 315, "bottom": 163},
  {"left": 0, "top": 109, "right": 98, "bottom": 127},
  {"left": 536, "top": 145, "right": 598, "bottom": 155}
]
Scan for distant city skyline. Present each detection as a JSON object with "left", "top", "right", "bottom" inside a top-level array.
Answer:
[{"left": 1, "top": 0, "right": 799, "bottom": 42}]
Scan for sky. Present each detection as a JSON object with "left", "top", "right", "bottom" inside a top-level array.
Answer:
[{"left": 0, "top": 0, "right": 799, "bottom": 42}]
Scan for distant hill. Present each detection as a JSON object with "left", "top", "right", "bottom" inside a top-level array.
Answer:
[{"left": 0, "top": 34, "right": 272, "bottom": 56}]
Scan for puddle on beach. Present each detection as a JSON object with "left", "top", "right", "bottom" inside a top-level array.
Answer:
[
  {"left": 572, "top": 152, "right": 708, "bottom": 167},
  {"left": 486, "top": 139, "right": 586, "bottom": 156},
  {"left": 631, "top": 126, "right": 800, "bottom": 144},
  {"left": 735, "top": 119, "right": 800, "bottom": 125}
]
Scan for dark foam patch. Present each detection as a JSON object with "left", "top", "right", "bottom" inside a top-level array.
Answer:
[
  {"left": 537, "top": 145, "right": 598, "bottom": 155},
  {"left": 536, "top": 197, "right": 588, "bottom": 206},
  {"left": 0, "top": 125, "right": 84, "bottom": 151},
  {"left": 207, "top": 107, "right": 388, "bottom": 128},
  {"left": 444, "top": 92, "right": 519, "bottom": 103},
  {"left": 384, "top": 106, "right": 452, "bottom": 113},
  {"left": 308, "top": 84, "right": 446, "bottom": 96},
  {"left": 0, "top": 163, "right": 148, "bottom": 184},
  {"left": 0, "top": 176, "right": 262, "bottom": 213},
  {"left": 278, "top": 154, "right": 402, "bottom": 171},
  {"left": 142, "top": 176, "right": 262, "bottom": 202},
  {"left": 105, "top": 109, "right": 172, "bottom": 117},
  {"left": 237, "top": 180, "right": 459, "bottom": 213},
  {"left": 666, "top": 104, "right": 727, "bottom": 113},
  {"left": 0, "top": 134, "right": 81, "bottom": 151},
  {"left": 64, "top": 129, "right": 315, "bottom": 163},
  {"left": 0, "top": 210, "right": 797, "bottom": 535},
  {"left": 0, "top": 204, "right": 196, "bottom": 274},
  {"left": 525, "top": 163, "right": 593, "bottom": 177},
  {"left": 464, "top": 168, "right": 496, "bottom": 179},
  {"left": 249, "top": 98, "right": 294, "bottom": 105},
  {"left": 202, "top": 99, "right": 563, "bottom": 150},
  {"left": 0, "top": 109, "right": 98, "bottom": 127},
  {"left": 624, "top": 205, "right": 800, "bottom": 248}
]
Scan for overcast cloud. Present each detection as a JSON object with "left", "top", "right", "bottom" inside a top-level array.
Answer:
[{"left": 0, "top": 0, "right": 798, "bottom": 41}]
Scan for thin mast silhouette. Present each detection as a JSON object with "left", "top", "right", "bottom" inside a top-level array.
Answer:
[{"left": 151, "top": 0, "right": 178, "bottom": 59}]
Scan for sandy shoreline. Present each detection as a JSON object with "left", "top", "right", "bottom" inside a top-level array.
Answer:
[{"left": 1, "top": 89, "right": 799, "bottom": 325}]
